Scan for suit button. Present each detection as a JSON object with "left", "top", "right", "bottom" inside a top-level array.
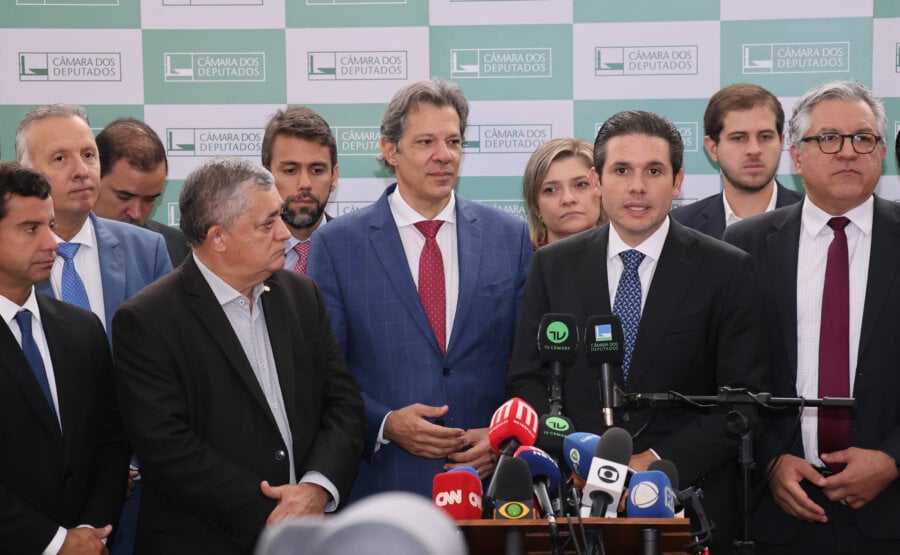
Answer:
[
  {"left": 275, "top": 450, "right": 286, "bottom": 462},
  {"left": 443, "top": 367, "right": 452, "bottom": 376},
  {"left": 435, "top": 418, "right": 445, "bottom": 426}
]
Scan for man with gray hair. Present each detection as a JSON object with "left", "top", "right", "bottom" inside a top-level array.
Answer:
[
  {"left": 725, "top": 80, "right": 900, "bottom": 553},
  {"left": 307, "top": 79, "right": 532, "bottom": 500},
  {"left": 111, "top": 157, "right": 365, "bottom": 554},
  {"left": 15, "top": 104, "right": 172, "bottom": 332}
]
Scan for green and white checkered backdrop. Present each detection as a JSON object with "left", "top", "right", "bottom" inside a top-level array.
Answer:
[{"left": 2, "top": 0, "right": 900, "bottom": 226}]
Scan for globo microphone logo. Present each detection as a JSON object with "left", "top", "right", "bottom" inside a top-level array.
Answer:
[{"left": 597, "top": 465, "right": 620, "bottom": 484}]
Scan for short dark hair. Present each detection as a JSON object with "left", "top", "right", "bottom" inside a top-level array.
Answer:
[
  {"left": 593, "top": 110, "right": 684, "bottom": 176},
  {"left": 96, "top": 117, "right": 168, "bottom": 177},
  {"left": 261, "top": 106, "right": 337, "bottom": 169},
  {"left": 704, "top": 83, "right": 784, "bottom": 144},
  {"left": 0, "top": 162, "right": 52, "bottom": 221}
]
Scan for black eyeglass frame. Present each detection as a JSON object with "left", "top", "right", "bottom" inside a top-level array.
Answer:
[{"left": 800, "top": 133, "right": 883, "bottom": 155}]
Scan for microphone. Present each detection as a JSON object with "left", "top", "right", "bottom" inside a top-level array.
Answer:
[
  {"left": 626, "top": 470, "right": 676, "bottom": 518},
  {"left": 580, "top": 427, "right": 632, "bottom": 518},
  {"left": 647, "top": 459, "right": 682, "bottom": 516},
  {"left": 491, "top": 457, "right": 535, "bottom": 520},
  {"left": 432, "top": 467, "right": 483, "bottom": 520},
  {"left": 563, "top": 432, "right": 601, "bottom": 483},
  {"left": 535, "top": 314, "right": 578, "bottom": 462},
  {"left": 514, "top": 446, "right": 561, "bottom": 518},
  {"left": 583, "top": 315, "right": 626, "bottom": 428},
  {"left": 484, "top": 398, "right": 539, "bottom": 517}
]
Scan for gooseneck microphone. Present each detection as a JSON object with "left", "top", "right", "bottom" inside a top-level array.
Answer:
[
  {"left": 535, "top": 314, "right": 578, "bottom": 460},
  {"left": 583, "top": 315, "right": 626, "bottom": 428}
]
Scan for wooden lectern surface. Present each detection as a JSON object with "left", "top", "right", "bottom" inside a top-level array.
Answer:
[{"left": 457, "top": 517, "right": 691, "bottom": 555}]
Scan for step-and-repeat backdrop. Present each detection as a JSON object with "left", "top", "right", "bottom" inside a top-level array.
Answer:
[{"left": 2, "top": 0, "right": 900, "bottom": 225}]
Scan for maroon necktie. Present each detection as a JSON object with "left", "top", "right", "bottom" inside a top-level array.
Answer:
[
  {"left": 293, "top": 241, "right": 310, "bottom": 274},
  {"left": 415, "top": 220, "right": 446, "bottom": 356},
  {"left": 818, "top": 216, "right": 850, "bottom": 468}
]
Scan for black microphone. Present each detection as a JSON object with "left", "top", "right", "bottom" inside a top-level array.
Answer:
[
  {"left": 535, "top": 314, "right": 578, "bottom": 460},
  {"left": 584, "top": 315, "right": 625, "bottom": 428},
  {"left": 490, "top": 457, "right": 536, "bottom": 555},
  {"left": 581, "top": 427, "right": 633, "bottom": 518}
]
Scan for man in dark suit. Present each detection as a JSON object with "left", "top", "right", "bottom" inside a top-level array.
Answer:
[
  {"left": 112, "top": 157, "right": 365, "bottom": 555},
  {"left": 672, "top": 83, "right": 802, "bottom": 239},
  {"left": 724, "top": 81, "right": 900, "bottom": 553},
  {"left": 307, "top": 79, "right": 533, "bottom": 500},
  {"left": 94, "top": 117, "right": 191, "bottom": 265},
  {"left": 508, "top": 110, "right": 770, "bottom": 553},
  {"left": 15, "top": 105, "right": 173, "bottom": 332},
  {"left": 0, "top": 162, "right": 129, "bottom": 554},
  {"left": 261, "top": 107, "right": 337, "bottom": 274}
]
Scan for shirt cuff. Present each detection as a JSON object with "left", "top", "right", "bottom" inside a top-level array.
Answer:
[
  {"left": 300, "top": 471, "right": 340, "bottom": 512},
  {"left": 373, "top": 411, "right": 393, "bottom": 454},
  {"left": 42, "top": 526, "right": 67, "bottom": 555}
]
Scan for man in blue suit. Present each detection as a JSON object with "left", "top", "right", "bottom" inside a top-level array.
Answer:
[
  {"left": 671, "top": 83, "right": 802, "bottom": 239},
  {"left": 308, "top": 79, "right": 532, "bottom": 499},
  {"left": 16, "top": 104, "right": 172, "bottom": 333}
]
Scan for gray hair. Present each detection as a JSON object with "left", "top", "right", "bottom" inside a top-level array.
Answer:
[
  {"left": 377, "top": 79, "right": 469, "bottom": 174},
  {"left": 788, "top": 80, "right": 887, "bottom": 149},
  {"left": 16, "top": 104, "right": 91, "bottom": 166},
  {"left": 179, "top": 157, "right": 274, "bottom": 247}
]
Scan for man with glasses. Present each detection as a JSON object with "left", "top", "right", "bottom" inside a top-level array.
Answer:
[{"left": 725, "top": 81, "right": 900, "bottom": 553}]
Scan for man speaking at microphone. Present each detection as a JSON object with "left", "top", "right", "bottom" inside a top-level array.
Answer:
[{"left": 508, "top": 110, "right": 771, "bottom": 552}]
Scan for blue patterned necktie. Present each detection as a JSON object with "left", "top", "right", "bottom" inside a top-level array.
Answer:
[
  {"left": 57, "top": 242, "right": 91, "bottom": 311},
  {"left": 613, "top": 249, "right": 645, "bottom": 383},
  {"left": 14, "top": 310, "right": 57, "bottom": 418}
]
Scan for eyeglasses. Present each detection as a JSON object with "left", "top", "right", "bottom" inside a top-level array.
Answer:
[{"left": 800, "top": 133, "right": 882, "bottom": 155}]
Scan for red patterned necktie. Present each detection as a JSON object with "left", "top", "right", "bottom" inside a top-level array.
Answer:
[
  {"left": 818, "top": 216, "right": 850, "bottom": 470},
  {"left": 293, "top": 241, "right": 310, "bottom": 274},
  {"left": 414, "top": 220, "right": 446, "bottom": 356}
]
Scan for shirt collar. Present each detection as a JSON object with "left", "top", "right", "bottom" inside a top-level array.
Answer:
[
  {"left": 53, "top": 215, "right": 96, "bottom": 249},
  {"left": 607, "top": 216, "right": 670, "bottom": 263},
  {"left": 722, "top": 184, "right": 778, "bottom": 227},
  {"left": 801, "top": 195, "right": 873, "bottom": 239},
  {"left": 193, "top": 253, "right": 266, "bottom": 308},
  {"left": 388, "top": 186, "right": 457, "bottom": 228},
  {"left": 0, "top": 288, "right": 41, "bottom": 328}
]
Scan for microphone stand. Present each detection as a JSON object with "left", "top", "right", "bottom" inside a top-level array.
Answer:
[{"left": 621, "top": 387, "right": 855, "bottom": 555}]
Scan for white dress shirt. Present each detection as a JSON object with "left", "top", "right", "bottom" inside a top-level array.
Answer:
[{"left": 50, "top": 217, "right": 106, "bottom": 330}]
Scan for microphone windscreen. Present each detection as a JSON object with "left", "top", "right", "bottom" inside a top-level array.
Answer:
[
  {"left": 433, "top": 469, "right": 483, "bottom": 520},
  {"left": 584, "top": 315, "right": 625, "bottom": 366},
  {"left": 595, "top": 426, "right": 633, "bottom": 465},
  {"left": 535, "top": 413, "right": 573, "bottom": 462},
  {"left": 648, "top": 459, "right": 680, "bottom": 491},
  {"left": 488, "top": 397, "right": 539, "bottom": 455},
  {"left": 537, "top": 313, "right": 579, "bottom": 364},
  {"left": 491, "top": 457, "right": 535, "bottom": 520},
  {"left": 447, "top": 465, "right": 480, "bottom": 479},
  {"left": 563, "top": 432, "right": 600, "bottom": 479},
  {"left": 626, "top": 470, "right": 676, "bottom": 518},
  {"left": 514, "top": 445, "right": 562, "bottom": 491}
]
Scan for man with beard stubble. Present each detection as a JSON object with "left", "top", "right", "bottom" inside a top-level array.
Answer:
[{"left": 261, "top": 107, "right": 338, "bottom": 274}]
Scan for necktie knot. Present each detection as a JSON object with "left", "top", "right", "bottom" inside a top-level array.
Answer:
[
  {"left": 415, "top": 220, "right": 444, "bottom": 239},
  {"left": 57, "top": 242, "right": 80, "bottom": 260},
  {"left": 827, "top": 216, "right": 850, "bottom": 233},
  {"left": 619, "top": 249, "right": 645, "bottom": 271},
  {"left": 14, "top": 310, "right": 33, "bottom": 334}
]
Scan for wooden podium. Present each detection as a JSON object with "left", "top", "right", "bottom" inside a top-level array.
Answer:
[{"left": 457, "top": 517, "right": 691, "bottom": 554}]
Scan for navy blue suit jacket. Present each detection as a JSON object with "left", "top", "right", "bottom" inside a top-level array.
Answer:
[
  {"left": 307, "top": 184, "right": 532, "bottom": 500},
  {"left": 36, "top": 213, "right": 172, "bottom": 332},
  {"left": 671, "top": 181, "right": 803, "bottom": 239}
]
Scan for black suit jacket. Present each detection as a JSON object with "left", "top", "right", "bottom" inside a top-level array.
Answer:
[
  {"left": 671, "top": 182, "right": 803, "bottom": 239},
  {"left": 144, "top": 219, "right": 190, "bottom": 266},
  {"left": 724, "top": 197, "right": 900, "bottom": 543},
  {"left": 112, "top": 256, "right": 365, "bottom": 555},
  {"left": 508, "top": 219, "right": 771, "bottom": 551},
  {"left": 0, "top": 295, "right": 129, "bottom": 553}
]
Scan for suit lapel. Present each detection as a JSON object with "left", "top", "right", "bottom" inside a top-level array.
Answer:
[
  {"left": 626, "top": 221, "right": 700, "bottom": 391},
  {"left": 182, "top": 258, "right": 282, "bottom": 430},
  {"left": 701, "top": 194, "right": 726, "bottom": 239},
  {"left": 92, "top": 214, "right": 126, "bottom": 330},
  {"left": 261, "top": 276, "right": 297, "bottom": 420},
  {"left": 449, "top": 198, "right": 481, "bottom": 359},
  {"left": 0, "top": 300, "right": 63, "bottom": 443},
  {"left": 766, "top": 205, "right": 801, "bottom": 376},
  {"left": 39, "top": 297, "right": 74, "bottom": 452},
  {"left": 368, "top": 188, "right": 442, "bottom": 356},
  {"left": 577, "top": 226, "right": 613, "bottom": 317},
  {"left": 859, "top": 197, "right": 900, "bottom": 360}
]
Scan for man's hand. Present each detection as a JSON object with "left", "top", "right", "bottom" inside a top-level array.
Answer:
[
  {"left": 820, "top": 448, "right": 899, "bottom": 509},
  {"left": 629, "top": 450, "right": 657, "bottom": 473},
  {"left": 59, "top": 525, "right": 112, "bottom": 555},
  {"left": 384, "top": 404, "right": 466, "bottom": 458},
  {"left": 445, "top": 427, "right": 497, "bottom": 478},
  {"left": 261, "top": 481, "right": 330, "bottom": 525},
  {"left": 767, "top": 454, "right": 828, "bottom": 523}
]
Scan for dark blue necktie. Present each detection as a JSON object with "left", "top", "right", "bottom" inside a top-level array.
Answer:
[
  {"left": 613, "top": 249, "right": 645, "bottom": 383},
  {"left": 14, "top": 310, "right": 57, "bottom": 418},
  {"left": 57, "top": 242, "right": 91, "bottom": 311}
]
